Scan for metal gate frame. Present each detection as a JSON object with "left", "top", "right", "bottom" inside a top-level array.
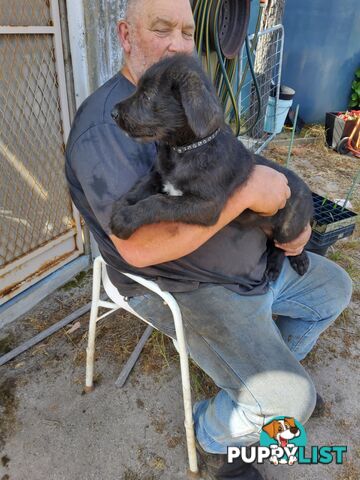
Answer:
[{"left": 0, "top": 0, "right": 84, "bottom": 306}]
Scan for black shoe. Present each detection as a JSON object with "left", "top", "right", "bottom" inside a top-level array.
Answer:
[
  {"left": 195, "top": 439, "right": 264, "bottom": 480},
  {"left": 312, "top": 393, "right": 326, "bottom": 418}
]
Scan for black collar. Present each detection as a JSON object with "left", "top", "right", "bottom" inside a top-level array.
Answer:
[{"left": 171, "top": 128, "right": 220, "bottom": 154}]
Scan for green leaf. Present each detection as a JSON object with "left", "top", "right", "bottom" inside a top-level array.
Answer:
[
  {"left": 355, "top": 88, "right": 360, "bottom": 96},
  {"left": 351, "top": 93, "right": 358, "bottom": 101},
  {"left": 349, "top": 99, "right": 358, "bottom": 107},
  {"left": 352, "top": 80, "right": 360, "bottom": 89},
  {"left": 356, "top": 68, "right": 360, "bottom": 78}
]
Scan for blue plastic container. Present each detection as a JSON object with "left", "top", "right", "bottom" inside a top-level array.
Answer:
[{"left": 264, "top": 96, "right": 293, "bottom": 134}]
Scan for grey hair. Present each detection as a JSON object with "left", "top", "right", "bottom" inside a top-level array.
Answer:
[{"left": 122, "top": 0, "right": 143, "bottom": 20}]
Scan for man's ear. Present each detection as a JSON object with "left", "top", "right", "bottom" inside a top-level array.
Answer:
[
  {"left": 117, "top": 20, "right": 131, "bottom": 54},
  {"left": 179, "top": 72, "right": 223, "bottom": 138}
]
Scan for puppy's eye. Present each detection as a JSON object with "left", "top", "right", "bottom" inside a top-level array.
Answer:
[{"left": 278, "top": 426, "right": 283, "bottom": 432}]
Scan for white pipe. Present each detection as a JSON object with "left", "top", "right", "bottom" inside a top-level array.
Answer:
[{"left": 66, "top": 0, "right": 91, "bottom": 107}]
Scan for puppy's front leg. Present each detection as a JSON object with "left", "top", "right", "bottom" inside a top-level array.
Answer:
[
  {"left": 118, "top": 170, "right": 162, "bottom": 206},
  {"left": 112, "top": 194, "right": 220, "bottom": 239},
  {"left": 111, "top": 171, "right": 162, "bottom": 237}
]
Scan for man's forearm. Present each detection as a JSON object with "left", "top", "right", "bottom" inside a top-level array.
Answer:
[
  {"left": 110, "top": 164, "right": 291, "bottom": 267},
  {"left": 110, "top": 184, "right": 250, "bottom": 267}
]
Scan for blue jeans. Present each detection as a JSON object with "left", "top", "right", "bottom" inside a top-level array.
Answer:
[{"left": 128, "top": 252, "right": 352, "bottom": 454}]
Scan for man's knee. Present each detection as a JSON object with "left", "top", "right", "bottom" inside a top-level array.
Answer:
[
  {"left": 316, "top": 254, "right": 353, "bottom": 306},
  {"left": 262, "top": 372, "right": 317, "bottom": 425},
  {"left": 326, "top": 262, "right": 353, "bottom": 315},
  {"left": 336, "top": 265, "right": 353, "bottom": 309}
]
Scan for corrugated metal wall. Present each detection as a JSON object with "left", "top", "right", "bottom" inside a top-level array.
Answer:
[{"left": 83, "top": 0, "right": 126, "bottom": 92}]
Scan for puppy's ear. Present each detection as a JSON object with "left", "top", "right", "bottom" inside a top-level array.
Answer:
[
  {"left": 178, "top": 72, "right": 223, "bottom": 138},
  {"left": 263, "top": 421, "right": 277, "bottom": 439},
  {"left": 284, "top": 417, "right": 296, "bottom": 428}
]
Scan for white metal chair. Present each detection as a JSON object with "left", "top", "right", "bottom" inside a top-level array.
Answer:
[{"left": 85, "top": 256, "right": 199, "bottom": 477}]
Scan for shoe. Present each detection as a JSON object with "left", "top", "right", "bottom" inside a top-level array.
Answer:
[
  {"left": 195, "top": 439, "right": 264, "bottom": 480},
  {"left": 312, "top": 393, "right": 326, "bottom": 418}
]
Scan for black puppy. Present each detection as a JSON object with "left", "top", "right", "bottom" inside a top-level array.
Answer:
[{"left": 110, "top": 54, "right": 314, "bottom": 280}]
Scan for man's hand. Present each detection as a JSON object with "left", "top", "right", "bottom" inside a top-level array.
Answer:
[
  {"left": 245, "top": 165, "right": 291, "bottom": 216},
  {"left": 275, "top": 223, "right": 312, "bottom": 256}
]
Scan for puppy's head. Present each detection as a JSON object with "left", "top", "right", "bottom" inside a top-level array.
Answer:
[{"left": 111, "top": 54, "right": 224, "bottom": 144}]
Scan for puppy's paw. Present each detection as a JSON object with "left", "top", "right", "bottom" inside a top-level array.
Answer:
[
  {"left": 266, "top": 245, "right": 285, "bottom": 282},
  {"left": 266, "top": 265, "right": 282, "bottom": 282},
  {"left": 288, "top": 455, "right": 297, "bottom": 465},
  {"left": 110, "top": 207, "right": 136, "bottom": 239},
  {"left": 270, "top": 456, "right": 279, "bottom": 465},
  {"left": 289, "top": 251, "right": 309, "bottom": 276}
]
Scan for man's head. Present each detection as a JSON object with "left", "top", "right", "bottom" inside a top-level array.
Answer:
[{"left": 117, "top": 0, "right": 195, "bottom": 84}]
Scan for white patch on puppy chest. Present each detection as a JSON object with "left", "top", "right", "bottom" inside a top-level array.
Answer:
[{"left": 163, "top": 181, "right": 183, "bottom": 196}]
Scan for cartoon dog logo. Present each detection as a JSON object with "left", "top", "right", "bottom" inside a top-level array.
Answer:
[{"left": 262, "top": 417, "right": 300, "bottom": 465}]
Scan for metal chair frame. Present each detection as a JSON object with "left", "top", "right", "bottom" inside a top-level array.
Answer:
[{"left": 85, "top": 256, "right": 199, "bottom": 476}]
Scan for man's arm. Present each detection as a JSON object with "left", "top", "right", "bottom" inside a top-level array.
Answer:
[{"left": 111, "top": 165, "right": 291, "bottom": 267}]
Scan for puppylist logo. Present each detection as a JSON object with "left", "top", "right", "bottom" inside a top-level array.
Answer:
[{"left": 227, "top": 416, "right": 347, "bottom": 466}]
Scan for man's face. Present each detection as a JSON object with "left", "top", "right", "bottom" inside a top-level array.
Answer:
[{"left": 123, "top": 0, "right": 195, "bottom": 82}]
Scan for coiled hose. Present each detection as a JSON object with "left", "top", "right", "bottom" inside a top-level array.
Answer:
[{"left": 192, "top": 0, "right": 264, "bottom": 136}]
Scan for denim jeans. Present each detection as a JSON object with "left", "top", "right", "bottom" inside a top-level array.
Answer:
[{"left": 128, "top": 252, "right": 352, "bottom": 454}]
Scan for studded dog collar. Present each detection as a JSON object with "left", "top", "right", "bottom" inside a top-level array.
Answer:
[{"left": 171, "top": 128, "right": 221, "bottom": 154}]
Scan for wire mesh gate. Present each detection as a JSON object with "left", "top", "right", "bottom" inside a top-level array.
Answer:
[
  {"left": 238, "top": 25, "right": 284, "bottom": 153},
  {"left": 0, "top": 0, "right": 83, "bottom": 305}
]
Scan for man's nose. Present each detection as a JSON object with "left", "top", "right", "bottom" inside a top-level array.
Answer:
[
  {"left": 168, "top": 31, "right": 193, "bottom": 54},
  {"left": 111, "top": 107, "right": 119, "bottom": 120}
]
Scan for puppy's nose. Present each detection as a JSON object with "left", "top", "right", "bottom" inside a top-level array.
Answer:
[{"left": 111, "top": 108, "right": 119, "bottom": 121}]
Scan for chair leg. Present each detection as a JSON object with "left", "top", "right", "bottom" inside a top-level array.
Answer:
[
  {"left": 165, "top": 297, "right": 200, "bottom": 476},
  {"left": 84, "top": 256, "right": 102, "bottom": 393}
]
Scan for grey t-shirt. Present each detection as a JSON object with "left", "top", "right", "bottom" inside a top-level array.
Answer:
[{"left": 65, "top": 72, "right": 270, "bottom": 297}]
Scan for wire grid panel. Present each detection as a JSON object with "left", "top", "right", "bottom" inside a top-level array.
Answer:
[
  {"left": 0, "top": 32, "right": 76, "bottom": 268},
  {"left": 237, "top": 25, "right": 284, "bottom": 154},
  {"left": 0, "top": 0, "right": 51, "bottom": 26}
]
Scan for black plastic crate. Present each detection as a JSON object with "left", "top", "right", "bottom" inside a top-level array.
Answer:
[
  {"left": 312, "top": 192, "right": 358, "bottom": 234},
  {"left": 310, "top": 223, "right": 356, "bottom": 247}
]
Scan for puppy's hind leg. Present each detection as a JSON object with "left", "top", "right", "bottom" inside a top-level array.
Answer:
[
  {"left": 274, "top": 224, "right": 310, "bottom": 277},
  {"left": 266, "top": 240, "right": 285, "bottom": 282}
]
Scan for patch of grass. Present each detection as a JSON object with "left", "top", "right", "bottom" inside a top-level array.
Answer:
[
  {"left": 60, "top": 268, "right": 92, "bottom": 291},
  {"left": 189, "top": 360, "right": 219, "bottom": 401},
  {"left": 140, "top": 331, "right": 177, "bottom": 375},
  {"left": 123, "top": 468, "right": 157, "bottom": 480},
  {"left": 0, "top": 333, "right": 16, "bottom": 356},
  {"left": 1, "top": 455, "right": 10, "bottom": 467},
  {"left": 0, "top": 378, "right": 19, "bottom": 449}
]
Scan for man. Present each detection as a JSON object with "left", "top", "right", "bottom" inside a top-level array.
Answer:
[{"left": 65, "top": 1, "right": 352, "bottom": 478}]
